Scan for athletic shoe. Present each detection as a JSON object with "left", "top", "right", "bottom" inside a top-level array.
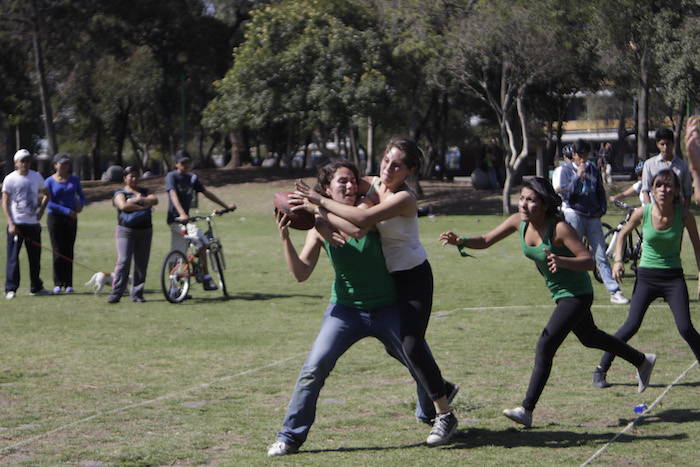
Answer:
[
  {"left": 593, "top": 367, "right": 611, "bottom": 388},
  {"left": 30, "top": 288, "right": 53, "bottom": 296},
  {"left": 132, "top": 297, "right": 146, "bottom": 303},
  {"left": 637, "top": 353, "right": 657, "bottom": 393},
  {"left": 5, "top": 291, "right": 15, "bottom": 300},
  {"left": 503, "top": 406, "right": 532, "bottom": 427},
  {"left": 417, "top": 381, "right": 460, "bottom": 425},
  {"left": 267, "top": 440, "right": 298, "bottom": 457},
  {"left": 426, "top": 411, "right": 458, "bottom": 446},
  {"left": 610, "top": 290, "right": 629, "bottom": 305},
  {"left": 65, "top": 287, "right": 74, "bottom": 294},
  {"left": 202, "top": 275, "right": 218, "bottom": 291},
  {"left": 107, "top": 295, "right": 120, "bottom": 304},
  {"left": 53, "top": 286, "right": 62, "bottom": 294}
]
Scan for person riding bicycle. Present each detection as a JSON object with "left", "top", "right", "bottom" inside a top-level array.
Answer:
[{"left": 166, "top": 150, "right": 236, "bottom": 291}]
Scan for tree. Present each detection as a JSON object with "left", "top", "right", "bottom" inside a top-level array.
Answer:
[
  {"left": 444, "top": 0, "right": 578, "bottom": 213},
  {"left": 204, "top": 0, "right": 390, "bottom": 169}
]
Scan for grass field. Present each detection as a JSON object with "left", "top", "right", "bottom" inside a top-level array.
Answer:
[{"left": 1, "top": 177, "right": 700, "bottom": 466}]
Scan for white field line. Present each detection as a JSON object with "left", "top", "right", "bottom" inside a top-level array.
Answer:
[
  {"left": 0, "top": 353, "right": 306, "bottom": 456},
  {"left": 434, "top": 304, "right": 668, "bottom": 317},
  {"left": 581, "top": 359, "right": 699, "bottom": 466}
]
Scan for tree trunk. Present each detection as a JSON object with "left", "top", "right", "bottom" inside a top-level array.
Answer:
[
  {"left": 91, "top": 126, "right": 102, "bottom": 180},
  {"left": 637, "top": 45, "right": 649, "bottom": 162},
  {"left": 365, "top": 116, "right": 374, "bottom": 175},
  {"left": 29, "top": 0, "right": 58, "bottom": 156}
]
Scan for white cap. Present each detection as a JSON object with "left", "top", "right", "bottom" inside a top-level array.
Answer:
[{"left": 13, "top": 149, "right": 31, "bottom": 162}]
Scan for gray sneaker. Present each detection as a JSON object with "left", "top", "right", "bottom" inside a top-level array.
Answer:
[
  {"left": 637, "top": 353, "right": 657, "bottom": 393},
  {"left": 593, "top": 367, "right": 611, "bottom": 388},
  {"left": 267, "top": 440, "right": 298, "bottom": 457},
  {"left": 29, "top": 288, "right": 53, "bottom": 296},
  {"left": 426, "top": 411, "right": 458, "bottom": 446},
  {"left": 503, "top": 406, "right": 532, "bottom": 427}
]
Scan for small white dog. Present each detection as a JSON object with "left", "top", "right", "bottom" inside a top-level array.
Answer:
[{"left": 85, "top": 272, "right": 132, "bottom": 295}]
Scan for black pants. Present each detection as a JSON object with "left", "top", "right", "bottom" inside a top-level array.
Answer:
[
  {"left": 523, "top": 294, "right": 645, "bottom": 411},
  {"left": 599, "top": 267, "right": 700, "bottom": 371},
  {"left": 47, "top": 212, "right": 77, "bottom": 287},
  {"left": 392, "top": 260, "right": 446, "bottom": 401}
]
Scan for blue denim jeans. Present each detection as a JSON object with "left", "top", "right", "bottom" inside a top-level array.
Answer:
[
  {"left": 276, "top": 302, "right": 432, "bottom": 448},
  {"left": 564, "top": 212, "right": 619, "bottom": 294}
]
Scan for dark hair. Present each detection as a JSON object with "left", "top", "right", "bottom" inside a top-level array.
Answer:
[
  {"left": 522, "top": 177, "right": 561, "bottom": 216},
  {"left": 123, "top": 166, "right": 141, "bottom": 178},
  {"left": 572, "top": 139, "right": 591, "bottom": 154},
  {"left": 383, "top": 136, "right": 423, "bottom": 170},
  {"left": 652, "top": 168, "right": 681, "bottom": 204},
  {"left": 655, "top": 127, "right": 674, "bottom": 142},
  {"left": 314, "top": 160, "right": 360, "bottom": 196}
]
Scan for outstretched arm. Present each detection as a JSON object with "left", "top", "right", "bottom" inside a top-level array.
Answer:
[
  {"left": 202, "top": 188, "right": 237, "bottom": 212},
  {"left": 294, "top": 179, "right": 414, "bottom": 227},
  {"left": 439, "top": 213, "right": 521, "bottom": 250},
  {"left": 683, "top": 207, "right": 700, "bottom": 299},
  {"left": 685, "top": 116, "right": 700, "bottom": 205}
]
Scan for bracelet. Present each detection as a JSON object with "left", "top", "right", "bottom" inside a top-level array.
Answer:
[
  {"left": 614, "top": 259, "right": 623, "bottom": 263},
  {"left": 457, "top": 237, "right": 474, "bottom": 258}
]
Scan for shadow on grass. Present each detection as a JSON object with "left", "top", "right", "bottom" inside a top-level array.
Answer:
[
  {"left": 149, "top": 292, "right": 324, "bottom": 304},
  {"left": 628, "top": 407, "right": 700, "bottom": 425},
  {"left": 443, "top": 426, "right": 686, "bottom": 449},
  {"left": 296, "top": 425, "right": 686, "bottom": 455}
]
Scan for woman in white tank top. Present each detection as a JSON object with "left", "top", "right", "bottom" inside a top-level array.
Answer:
[{"left": 294, "top": 137, "right": 458, "bottom": 446}]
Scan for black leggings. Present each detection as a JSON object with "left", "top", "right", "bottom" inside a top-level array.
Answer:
[
  {"left": 392, "top": 260, "right": 446, "bottom": 401},
  {"left": 523, "top": 294, "right": 645, "bottom": 411},
  {"left": 599, "top": 267, "right": 700, "bottom": 371},
  {"left": 47, "top": 213, "right": 77, "bottom": 287}
]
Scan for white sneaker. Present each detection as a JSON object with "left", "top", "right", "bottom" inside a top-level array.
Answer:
[
  {"left": 610, "top": 290, "right": 629, "bottom": 305},
  {"left": 53, "top": 286, "right": 62, "bottom": 294},
  {"left": 503, "top": 406, "right": 532, "bottom": 427},
  {"left": 267, "top": 440, "right": 298, "bottom": 457},
  {"left": 637, "top": 353, "right": 657, "bottom": 393},
  {"left": 5, "top": 291, "right": 15, "bottom": 300}
]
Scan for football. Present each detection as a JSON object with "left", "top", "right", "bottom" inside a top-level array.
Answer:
[{"left": 273, "top": 191, "right": 316, "bottom": 230}]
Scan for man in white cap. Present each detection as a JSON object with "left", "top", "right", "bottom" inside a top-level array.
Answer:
[{"left": 2, "top": 149, "right": 51, "bottom": 298}]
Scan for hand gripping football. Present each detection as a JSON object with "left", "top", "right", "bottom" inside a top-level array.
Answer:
[{"left": 274, "top": 191, "right": 315, "bottom": 230}]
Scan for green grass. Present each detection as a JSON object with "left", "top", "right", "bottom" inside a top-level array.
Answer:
[{"left": 1, "top": 180, "right": 700, "bottom": 466}]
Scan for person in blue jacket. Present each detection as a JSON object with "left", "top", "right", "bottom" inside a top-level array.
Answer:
[{"left": 41, "top": 153, "right": 85, "bottom": 294}]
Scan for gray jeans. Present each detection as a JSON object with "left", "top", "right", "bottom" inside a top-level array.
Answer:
[{"left": 111, "top": 225, "right": 152, "bottom": 301}]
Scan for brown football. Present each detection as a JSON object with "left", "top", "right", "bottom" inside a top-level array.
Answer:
[{"left": 273, "top": 191, "right": 315, "bottom": 230}]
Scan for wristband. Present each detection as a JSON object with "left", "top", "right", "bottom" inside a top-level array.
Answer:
[
  {"left": 614, "top": 259, "right": 623, "bottom": 263},
  {"left": 457, "top": 237, "right": 474, "bottom": 258}
]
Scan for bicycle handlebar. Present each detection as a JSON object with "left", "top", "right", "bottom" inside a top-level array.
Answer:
[
  {"left": 182, "top": 207, "right": 236, "bottom": 223},
  {"left": 613, "top": 200, "right": 632, "bottom": 211}
]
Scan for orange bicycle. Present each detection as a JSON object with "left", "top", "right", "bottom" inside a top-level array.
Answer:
[{"left": 160, "top": 208, "right": 234, "bottom": 303}]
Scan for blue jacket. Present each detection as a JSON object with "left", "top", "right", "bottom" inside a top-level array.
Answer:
[{"left": 558, "top": 161, "right": 607, "bottom": 217}]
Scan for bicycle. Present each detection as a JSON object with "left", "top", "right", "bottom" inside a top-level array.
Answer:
[
  {"left": 160, "top": 208, "right": 235, "bottom": 303},
  {"left": 590, "top": 200, "right": 642, "bottom": 283}
]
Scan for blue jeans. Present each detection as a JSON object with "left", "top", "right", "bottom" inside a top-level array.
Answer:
[
  {"left": 564, "top": 212, "right": 619, "bottom": 294},
  {"left": 276, "top": 302, "right": 432, "bottom": 448}
]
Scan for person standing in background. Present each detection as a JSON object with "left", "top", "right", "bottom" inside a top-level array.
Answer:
[{"left": 42, "top": 153, "right": 85, "bottom": 294}]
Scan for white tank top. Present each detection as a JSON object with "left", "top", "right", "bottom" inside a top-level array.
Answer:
[{"left": 369, "top": 178, "right": 428, "bottom": 272}]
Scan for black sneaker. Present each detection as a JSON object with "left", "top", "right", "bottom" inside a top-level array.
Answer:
[
  {"left": 202, "top": 275, "right": 218, "bottom": 291},
  {"left": 426, "top": 411, "right": 458, "bottom": 446},
  {"left": 593, "top": 367, "right": 611, "bottom": 388}
]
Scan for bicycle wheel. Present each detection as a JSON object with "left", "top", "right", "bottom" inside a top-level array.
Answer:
[
  {"left": 161, "top": 250, "right": 190, "bottom": 303},
  {"left": 628, "top": 228, "right": 642, "bottom": 273},
  {"left": 208, "top": 242, "right": 228, "bottom": 297},
  {"left": 590, "top": 222, "right": 612, "bottom": 283}
]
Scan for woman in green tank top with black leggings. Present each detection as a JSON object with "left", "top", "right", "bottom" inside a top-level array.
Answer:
[
  {"left": 593, "top": 169, "right": 700, "bottom": 388},
  {"left": 440, "top": 177, "right": 655, "bottom": 428}
]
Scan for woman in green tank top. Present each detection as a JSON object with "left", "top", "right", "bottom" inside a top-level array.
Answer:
[
  {"left": 593, "top": 169, "right": 700, "bottom": 389},
  {"left": 440, "top": 177, "right": 654, "bottom": 428}
]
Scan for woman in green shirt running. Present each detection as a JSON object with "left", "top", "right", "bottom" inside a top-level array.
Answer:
[
  {"left": 593, "top": 169, "right": 700, "bottom": 389},
  {"left": 440, "top": 177, "right": 654, "bottom": 427}
]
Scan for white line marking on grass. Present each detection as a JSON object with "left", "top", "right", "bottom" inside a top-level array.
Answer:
[
  {"left": 581, "top": 359, "right": 699, "bottom": 466},
  {"left": 0, "top": 353, "right": 306, "bottom": 456},
  {"left": 434, "top": 304, "right": 667, "bottom": 317}
]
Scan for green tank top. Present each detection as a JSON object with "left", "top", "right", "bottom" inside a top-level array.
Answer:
[
  {"left": 324, "top": 230, "right": 398, "bottom": 309},
  {"left": 520, "top": 219, "right": 594, "bottom": 300},
  {"left": 639, "top": 203, "right": 683, "bottom": 269}
]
